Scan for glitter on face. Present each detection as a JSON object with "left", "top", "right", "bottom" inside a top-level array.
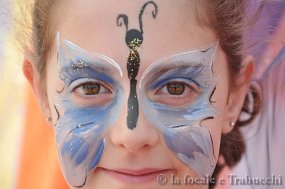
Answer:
[
  {"left": 117, "top": 1, "right": 158, "bottom": 130},
  {"left": 54, "top": 33, "right": 219, "bottom": 187},
  {"left": 55, "top": 35, "right": 124, "bottom": 187},
  {"left": 139, "top": 43, "right": 219, "bottom": 177}
]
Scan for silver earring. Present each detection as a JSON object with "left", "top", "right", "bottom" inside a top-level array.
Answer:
[{"left": 230, "top": 121, "right": 235, "bottom": 127}]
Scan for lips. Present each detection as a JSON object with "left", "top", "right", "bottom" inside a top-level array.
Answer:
[
  {"left": 97, "top": 167, "right": 174, "bottom": 184},
  {"left": 109, "top": 168, "right": 170, "bottom": 175}
]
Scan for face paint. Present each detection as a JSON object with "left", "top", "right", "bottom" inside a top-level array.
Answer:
[
  {"left": 54, "top": 32, "right": 218, "bottom": 186},
  {"left": 117, "top": 1, "right": 158, "bottom": 130},
  {"left": 139, "top": 43, "right": 219, "bottom": 177},
  {"left": 55, "top": 35, "right": 123, "bottom": 187}
]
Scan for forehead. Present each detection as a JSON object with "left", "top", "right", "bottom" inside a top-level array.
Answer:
[{"left": 53, "top": 0, "right": 216, "bottom": 70}]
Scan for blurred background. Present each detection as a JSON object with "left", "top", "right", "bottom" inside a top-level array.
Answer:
[
  {"left": 0, "top": 1, "right": 284, "bottom": 189},
  {"left": 0, "top": 0, "right": 25, "bottom": 189}
]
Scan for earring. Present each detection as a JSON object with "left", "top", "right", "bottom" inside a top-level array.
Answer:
[{"left": 229, "top": 121, "right": 235, "bottom": 127}]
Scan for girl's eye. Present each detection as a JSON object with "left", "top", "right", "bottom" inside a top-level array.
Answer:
[
  {"left": 166, "top": 82, "right": 185, "bottom": 95},
  {"left": 74, "top": 82, "right": 109, "bottom": 95},
  {"left": 70, "top": 80, "right": 113, "bottom": 107},
  {"left": 152, "top": 80, "right": 201, "bottom": 107}
]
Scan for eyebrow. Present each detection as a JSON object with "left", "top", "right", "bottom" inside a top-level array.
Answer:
[
  {"left": 138, "top": 48, "right": 217, "bottom": 89},
  {"left": 59, "top": 62, "right": 117, "bottom": 87},
  {"left": 57, "top": 33, "right": 218, "bottom": 86},
  {"left": 58, "top": 57, "right": 120, "bottom": 76},
  {"left": 139, "top": 42, "right": 217, "bottom": 81},
  {"left": 143, "top": 64, "right": 205, "bottom": 90},
  {"left": 57, "top": 35, "right": 123, "bottom": 77},
  {"left": 155, "top": 64, "right": 204, "bottom": 80}
]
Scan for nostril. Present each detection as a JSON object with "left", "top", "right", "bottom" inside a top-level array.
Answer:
[
  {"left": 119, "top": 143, "right": 151, "bottom": 153},
  {"left": 108, "top": 119, "right": 160, "bottom": 153}
]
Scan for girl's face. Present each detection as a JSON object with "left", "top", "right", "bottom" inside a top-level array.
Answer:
[{"left": 38, "top": 0, "right": 250, "bottom": 188}]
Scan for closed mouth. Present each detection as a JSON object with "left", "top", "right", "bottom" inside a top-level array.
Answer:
[{"left": 97, "top": 167, "right": 174, "bottom": 184}]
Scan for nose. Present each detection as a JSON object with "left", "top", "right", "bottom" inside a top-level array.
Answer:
[{"left": 109, "top": 106, "right": 160, "bottom": 153}]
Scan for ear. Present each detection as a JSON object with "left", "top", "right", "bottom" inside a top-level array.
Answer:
[
  {"left": 22, "top": 50, "right": 52, "bottom": 123},
  {"left": 222, "top": 55, "right": 255, "bottom": 134},
  {"left": 23, "top": 56, "right": 39, "bottom": 97}
]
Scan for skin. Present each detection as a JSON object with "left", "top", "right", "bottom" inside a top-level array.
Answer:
[{"left": 23, "top": 0, "right": 254, "bottom": 188}]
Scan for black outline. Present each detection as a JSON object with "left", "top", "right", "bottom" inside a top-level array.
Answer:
[
  {"left": 117, "top": 14, "right": 129, "bottom": 32},
  {"left": 65, "top": 122, "right": 95, "bottom": 137},
  {"left": 171, "top": 124, "right": 187, "bottom": 129},
  {"left": 200, "top": 47, "right": 211, "bottom": 53},
  {"left": 54, "top": 105, "right": 60, "bottom": 121},
  {"left": 202, "top": 116, "right": 214, "bottom": 122},
  {"left": 72, "top": 174, "right": 87, "bottom": 188},
  {"left": 56, "top": 87, "right": 65, "bottom": 94},
  {"left": 209, "top": 131, "right": 216, "bottom": 161},
  {"left": 209, "top": 87, "right": 217, "bottom": 104},
  {"left": 116, "top": 1, "right": 158, "bottom": 130},
  {"left": 139, "top": 1, "right": 158, "bottom": 34}
]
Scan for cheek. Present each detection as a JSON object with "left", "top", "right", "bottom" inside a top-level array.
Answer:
[
  {"left": 204, "top": 53, "right": 230, "bottom": 159},
  {"left": 45, "top": 57, "right": 107, "bottom": 187},
  {"left": 211, "top": 49, "right": 230, "bottom": 110},
  {"left": 207, "top": 81, "right": 230, "bottom": 155},
  {"left": 46, "top": 57, "right": 66, "bottom": 123},
  {"left": 202, "top": 116, "right": 223, "bottom": 160},
  {"left": 200, "top": 80, "right": 229, "bottom": 162}
]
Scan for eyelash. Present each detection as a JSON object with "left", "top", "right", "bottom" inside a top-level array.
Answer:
[
  {"left": 73, "top": 82, "right": 110, "bottom": 95},
  {"left": 152, "top": 78, "right": 201, "bottom": 107},
  {"left": 69, "top": 78, "right": 113, "bottom": 106},
  {"left": 66, "top": 77, "right": 200, "bottom": 107}
]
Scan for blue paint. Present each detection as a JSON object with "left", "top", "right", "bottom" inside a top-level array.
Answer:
[
  {"left": 75, "top": 142, "right": 89, "bottom": 165},
  {"left": 88, "top": 141, "right": 105, "bottom": 170},
  {"left": 148, "top": 66, "right": 203, "bottom": 90},
  {"left": 139, "top": 43, "right": 219, "bottom": 177},
  {"left": 164, "top": 127, "right": 204, "bottom": 159},
  {"left": 55, "top": 37, "right": 123, "bottom": 187},
  {"left": 55, "top": 35, "right": 219, "bottom": 187},
  {"left": 61, "top": 136, "right": 86, "bottom": 159},
  {"left": 60, "top": 63, "right": 116, "bottom": 87}
]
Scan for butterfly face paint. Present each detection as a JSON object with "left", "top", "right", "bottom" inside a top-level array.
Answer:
[
  {"left": 54, "top": 33, "right": 219, "bottom": 187},
  {"left": 55, "top": 36, "right": 123, "bottom": 187},
  {"left": 117, "top": 1, "right": 158, "bottom": 130},
  {"left": 139, "top": 43, "right": 219, "bottom": 177}
]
